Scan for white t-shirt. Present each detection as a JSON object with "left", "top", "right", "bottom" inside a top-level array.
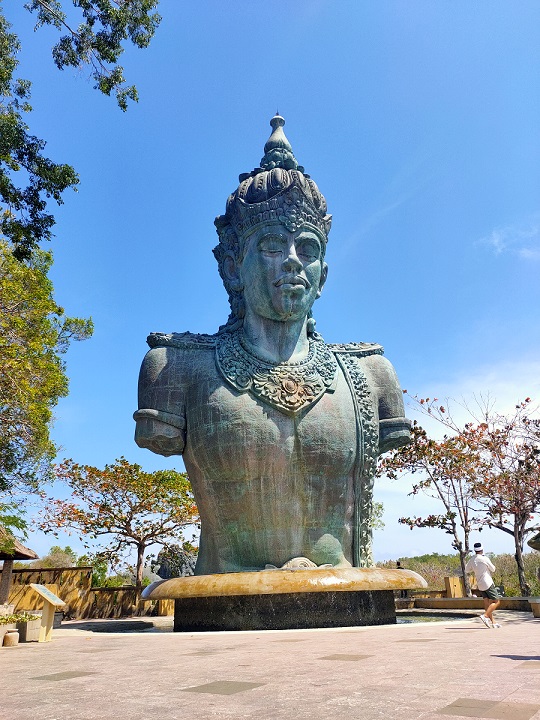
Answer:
[{"left": 465, "top": 554, "right": 496, "bottom": 591}]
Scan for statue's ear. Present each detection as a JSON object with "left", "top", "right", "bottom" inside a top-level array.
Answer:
[
  {"left": 316, "top": 262, "right": 328, "bottom": 298},
  {"left": 222, "top": 253, "right": 243, "bottom": 291}
]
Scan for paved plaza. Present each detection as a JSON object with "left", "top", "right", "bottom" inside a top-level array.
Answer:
[{"left": 1, "top": 611, "right": 540, "bottom": 720}]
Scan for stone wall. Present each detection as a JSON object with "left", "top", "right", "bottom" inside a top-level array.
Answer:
[
  {"left": 82, "top": 587, "right": 154, "bottom": 618},
  {"left": 0, "top": 567, "right": 158, "bottom": 619},
  {"left": 3, "top": 566, "right": 92, "bottom": 617}
]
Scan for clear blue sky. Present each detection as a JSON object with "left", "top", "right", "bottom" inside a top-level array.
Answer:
[{"left": 7, "top": 1, "right": 540, "bottom": 561}]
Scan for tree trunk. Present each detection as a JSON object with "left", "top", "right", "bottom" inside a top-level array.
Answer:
[
  {"left": 461, "top": 527, "right": 472, "bottom": 596},
  {"left": 458, "top": 550, "right": 472, "bottom": 597},
  {"left": 514, "top": 522, "right": 531, "bottom": 596},
  {"left": 0, "top": 557, "right": 14, "bottom": 605},
  {"left": 135, "top": 544, "right": 145, "bottom": 591},
  {"left": 452, "top": 524, "right": 472, "bottom": 597}
]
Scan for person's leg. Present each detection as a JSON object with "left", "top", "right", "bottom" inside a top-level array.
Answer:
[
  {"left": 479, "top": 599, "right": 492, "bottom": 627},
  {"left": 484, "top": 598, "right": 501, "bottom": 623}
]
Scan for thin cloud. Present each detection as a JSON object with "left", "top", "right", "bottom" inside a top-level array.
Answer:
[
  {"left": 334, "top": 147, "right": 438, "bottom": 263},
  {"left": 405, "top": 358, "right": 540, "bottom": 439},
  {"left": 479, "top": 215, "right": 540, "bottom": 259},
  {"left": 518, "top": 247, "right": 540, "bottom": 261}
]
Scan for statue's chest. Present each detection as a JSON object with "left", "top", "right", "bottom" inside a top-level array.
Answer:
[{"left": 184, "top": 365, "right": 358, "bottom": 483}]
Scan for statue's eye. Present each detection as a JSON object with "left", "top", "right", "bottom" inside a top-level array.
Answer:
[
  {"left": 259, "top": 237, "right": 285, "bottom": 254},
  {"left": 297, "top": 240, "right": 319, "bottom": 260}
]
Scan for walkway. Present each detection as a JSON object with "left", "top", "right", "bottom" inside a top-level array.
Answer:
[{"left": 2, "top": 611, "right": 539, "bottom": 720}]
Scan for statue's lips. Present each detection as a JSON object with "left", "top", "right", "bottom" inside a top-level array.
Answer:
[{"left": 274, "top": 276, "right": 309, "bottom": 289}]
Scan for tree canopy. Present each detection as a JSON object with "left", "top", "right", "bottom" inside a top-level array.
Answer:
[
  {"left": 28, "top": 543, "right": 77, "bottom": 567},
  {"left": 382, "top": 394, "right": 540, "bottom": 596},
  {"left": 39, "top": 457, "right": 199, "bottom": 588},
  {"left": 0, "top": 2, "right": 161, "bottom": 259},
  {"left": 24, "top": 1, "right": 161, "bottom": 110},
  {"left": 471, "top": 399, "right": 540, "bottom": 595},
  {"left": 379, "top": 417, "right": 483, "bottom": 596},
  {"left": 0, "top": 240, "right": 93, "bottom": 496}
]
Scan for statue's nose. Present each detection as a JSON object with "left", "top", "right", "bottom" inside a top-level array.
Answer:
[{"left": 282, "top": 245, "right": 302, "bottom": 272}]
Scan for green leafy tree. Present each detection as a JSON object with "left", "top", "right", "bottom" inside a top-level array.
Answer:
[
  {"left": 0, "top": 240, "right": 93, "bottom": 498},
  {"left": 0, "top": 10, "right": 78, "bottom": 260},
  {"left": 77, "top": 551, "right": 107, "bottom": 586},
  {"left": 25, "top": 0, "right": 161, "bottom": 110},
  {"left": 29, "top": 543, "right": 76, "bottom": 567},
  {"left": 0, "top": 501, "right": 27, "bottom": 554},
  {"left": 38, "top": 457, "right": 199, "bottom": 589},
  {"left": 0, "top": 2, "right": 161, "bottom": 259}
]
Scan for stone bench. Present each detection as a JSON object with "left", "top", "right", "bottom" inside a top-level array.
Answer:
[{"left": 529, "top": 598, "right": 540, "bottom": 618}]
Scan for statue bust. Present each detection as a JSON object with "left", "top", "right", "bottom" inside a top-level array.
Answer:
[{"left": 134, "top": 115, "right": 410, "bottom": 574}]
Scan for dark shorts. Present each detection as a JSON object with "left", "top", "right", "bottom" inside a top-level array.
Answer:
[{"left": 480, "top": 584, "right": 501, "bottom": 600}]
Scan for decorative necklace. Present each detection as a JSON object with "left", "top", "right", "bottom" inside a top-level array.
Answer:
[{"left": 215, "top": 329, "right": 337, "bottom": 416}]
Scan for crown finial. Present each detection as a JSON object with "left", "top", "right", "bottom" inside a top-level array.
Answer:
[{"left": 260, "top": 114, "right": 300, "bottom": 171}]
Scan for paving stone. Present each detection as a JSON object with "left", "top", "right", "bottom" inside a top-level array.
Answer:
[
  {"left": 31, "top": 671, "right": 99, "bottom": 681},
  {"left": 436, "top": 698, "right": 540, "bottom": 720},
  {"left": 182, "top": 680, "right": 266, "bottom": 695},
  {"left": 486, "top": 702, "right": 540, "bottom": 720},
  {"left": 319, "top": 653, "right": 372, "bottom": 661}
]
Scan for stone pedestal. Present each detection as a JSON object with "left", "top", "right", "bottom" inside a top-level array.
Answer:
[
  {"left": 174, "top": 589, "right": 395, "bottom": 631},
  {"left": 143, "top": 567, "right": 427, "bottom": 632}
]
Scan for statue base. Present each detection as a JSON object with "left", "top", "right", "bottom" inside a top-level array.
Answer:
[
  {"left": 143, "top": 567, "right": 427, "bottom": 632},
  {"left": 173, "top": 590, "right": 395, "bottom": 631}
]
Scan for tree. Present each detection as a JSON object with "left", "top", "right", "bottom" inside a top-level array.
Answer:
[
  {"left": 0, "top": 501, "right": 27, "bottom": 554},
  {"left": 25, "top": 1, "right": 161, "bottom": 110},
  {"left": 470, "top": 399, "right": 540, "bottom": 596},
  {"left": 1, "top": 2, "right": 161, "bottom": 259},
  {"left": 0, "top": 240, "right": 92, "bottom": 496},
  {"left": 38, "top": 457, "right": 199, "bottom": 589},
  {"left": 380, "top": 418, "right": 483, "bottom": 596},
  {"left": 388, "top": 394, "right": 540, "bottom": 597},
  {"left": 0, "top": 240, "right": 92, "bottom": 503},
  {"left": 29, "top": 544, "right": 77, "bottom": 567}
]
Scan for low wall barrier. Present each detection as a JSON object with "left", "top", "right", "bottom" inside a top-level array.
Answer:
[
  {"left": 413, "top": 596, "right": 539, "bottom": 612},
  {"left": 0, "top": 567, "right": 162, "bottom": 619},
  {"left": 84, "top": 587, "right": 155, "bottom": 619}
]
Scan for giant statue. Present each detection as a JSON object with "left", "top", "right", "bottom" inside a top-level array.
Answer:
[{"left": 134, "top": 115, "right": 411, "bottom": 576}]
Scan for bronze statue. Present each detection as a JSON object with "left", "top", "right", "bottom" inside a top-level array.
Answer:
[{"left": 134, "top": 115, "right": 410, "bottom": 574}]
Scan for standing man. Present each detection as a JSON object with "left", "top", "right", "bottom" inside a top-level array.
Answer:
[{"left": 465, "top": 542, "right": 501, "bottom": 628}]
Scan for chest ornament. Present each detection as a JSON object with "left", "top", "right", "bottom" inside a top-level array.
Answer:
[{"left": 215, "top": 330, "right": 337, "bottom": 416}]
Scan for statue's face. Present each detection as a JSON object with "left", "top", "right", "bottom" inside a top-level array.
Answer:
[{"left": 227, "top": 223, "right": 328, "bottom": 323}]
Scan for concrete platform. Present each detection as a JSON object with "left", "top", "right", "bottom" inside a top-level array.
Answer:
[{"left": 1, "top": 611, "right": 539, "bottom": 720}]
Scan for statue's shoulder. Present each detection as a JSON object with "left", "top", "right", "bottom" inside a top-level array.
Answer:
[
  {"left": 327, "top": 340, "right": 384, "bottom": 358},
  {"left": 147, "top": 331, "right": 217, "bottom": 351}
]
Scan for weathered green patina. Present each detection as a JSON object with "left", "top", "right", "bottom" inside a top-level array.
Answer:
[{"left": 134, "top": 115, "right": 411, "bottom": 574}]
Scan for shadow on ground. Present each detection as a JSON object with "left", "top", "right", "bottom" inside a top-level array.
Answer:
[{"left": 64, "top": 620, "right": 156, "bottom": 633}]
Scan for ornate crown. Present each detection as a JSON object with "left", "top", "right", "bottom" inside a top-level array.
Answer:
[{"left": 214, "top": 115, "right": 332, "bottom": 243}]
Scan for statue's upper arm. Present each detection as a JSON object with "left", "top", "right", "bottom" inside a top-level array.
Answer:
[
  {"left": 134, "top": 346, "right": 186, "bottom": 457},
  {"left": 364, "top": 354, "right": 411, "bottom": 454}
]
